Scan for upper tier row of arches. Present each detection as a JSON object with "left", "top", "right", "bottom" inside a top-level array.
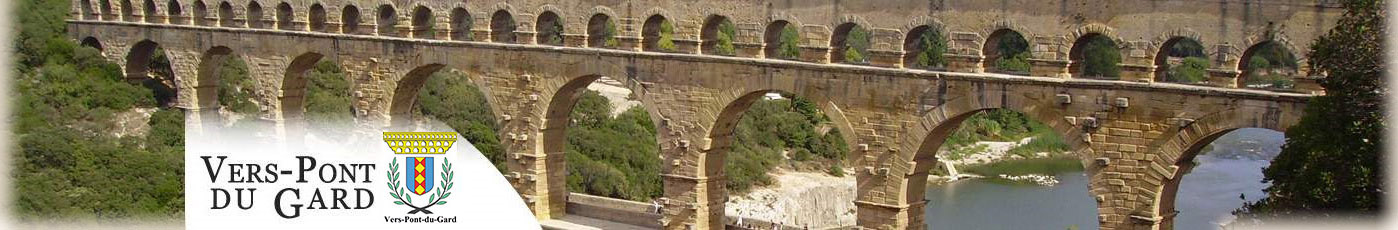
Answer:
[{"left": 72, "top": 0, "right": 1309, "bottom": 88}]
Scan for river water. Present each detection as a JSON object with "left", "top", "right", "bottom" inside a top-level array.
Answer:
[{"left": 924, "top": 128, "right": 1282, "bottom": 230}]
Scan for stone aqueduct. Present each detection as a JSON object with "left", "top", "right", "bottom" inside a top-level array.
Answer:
[{"left": 66, "top": 0, "right": 1340, "bottom": 229}]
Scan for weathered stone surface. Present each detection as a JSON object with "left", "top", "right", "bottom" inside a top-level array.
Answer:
[{"left": 68, "top": 0, "right": 1337, "bottom": 229}]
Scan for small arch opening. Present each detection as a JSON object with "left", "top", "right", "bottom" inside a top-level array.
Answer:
[
  {"left": 376, "top": 5, "right": 397, "bottom": 36},
  {"left": 764, "top": 20, "right": 800, "bottom": 60},
  {"left": 341, "top": 5, "right": 360, "bottom": 34},
  {"left": 192, "top": 0, "right": 207, "bottom": 26},
  {"left": 904, "top": 25, "right": 949, "bottom": 70},
  {"left": 535, "top": 11, "right": 564, "bottom": 46},
  {"left": 1239, "top": 41, "right": 1299, "bottom": 90},
  {"left": 167, "top": 0, "right": 184, "bottom": 24},
  {"left": 700, "top": 15, "right": 735, "bottom": 56},
  {"left": 246, "top": 1, "right": 264, "bottom": 28},
  {"left": 1156, "top": 37, "right": 1209, "bottom": 84},
  {"left": 586, "top": 14, "right": 617, "bottom": 48},
  {"left": 1068, "top": 33, "right": 1121, "bottom": 79},
  {"left": 120, "top": 0, "right": 134, "bottom": 21},
  {"left": 982, "top": 29, "right": 1031, "bottom": 74},
  {"left": 81, "top": 0, "right": 95, "bottom": 20},
  {"left": 831, "top": 23, "right": 870, "bottom": 64},
  {"left": 308, "top": 3, "right": 325, "bottom": 32},
  {"left": 410, "top": 6, "right": 433, "bottom": 38},
  {"left": 641, "top": 15, "right": 676, "bottom": 52},
  {"left": 81, "top": 37, "right": 104, "bottom": 51},
  {"left": 490, "top": 10, "right": 516, "bottom": 43},
  {"left": 142, "top": 0, "right": 158, "bottom": 23},
  {"left": 217, "top": 2, "right": 235, "bottom": 27},
  {"left": 100, "top": 0, "right": 113, "bottom": 20},
  {"left": 275, "top": 2, "right": 294, "bottom": 30},
  {"left": 448, "top": 8, "right": 471, "bottom": 41}
]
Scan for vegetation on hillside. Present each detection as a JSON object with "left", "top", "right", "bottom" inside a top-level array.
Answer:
[
  {"left": 414, "top": 70, "right": 505, "bottom": 172},
  {"left": 1242, "top": 42, "right": 1300, "bottom": 89},
  {"left": 13, "top": 0, "right": 184, "bottom": 219},
  {"left": 1237, "top": 0, "right": 1385, "bottom": 217},
  {"left": 939, "top": 109, "right": 1068, "bottom": 161},
  {"left": 709, "top": 19, "right": 737, "bottom": 56},
  {"left": 1161, "top": 39, "right": 1210, "bottom": 83}
]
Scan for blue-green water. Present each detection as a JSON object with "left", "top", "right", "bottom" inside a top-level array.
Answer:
[{"left": 924, "top": 129, "right": 1281, "bottom": 230}]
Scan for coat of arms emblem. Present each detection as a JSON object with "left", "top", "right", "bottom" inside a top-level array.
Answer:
[{"left": 383, "top": 132, "right": 458, "bottom": 214}]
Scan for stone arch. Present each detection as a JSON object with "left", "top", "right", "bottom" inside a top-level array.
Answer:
[
  {"left": 246, "top": 1, "right": 264, "bottom": 28},
  {"left": 274, "top": 2, "right": 293, "bottom": 30},
  {"left": 410, "top": 5, "right": 433, "bottom": 38},
  {"left": 376, "top": 4, "right": 398, "bottom": 36},
  {"left": 1068, "top": 31, "right": 1124, "bottom": 79},
  {"left": 278, "top": 52, "right": 326, "bottom": 126},
  {"left": 1150, "top": 107, "right": 1294, "bottom": 230},
  {"left": 217, "top": 1, "right": 234, "bottom": 27},
  {"left": 142, "top": 0, "right": 158, "bottom": 23},
  {"left": 903, "top": 23, "right": 948, "bottom": 69},
  {"left": 641, "top": 14, "right": 670, "bottom": 52},
  {"left": 387, "top": 64, "right": 446, "bottom": 128},
  {"left": 898, "top": 90, "right": 1086, "bottom": 219},
  {"left": 80, "top": 37, "right": 104, "bottom": 51},
  {"left": 192, "top": 0, "right": 208, "bottom": 26},
  {"left": 763, "top": 19, "right": 799, "bottom": 60},
  {"left": 80, "top": 0, "right": 95, "bottom": 20},
  {"left": 707, "top": 88, "right": 860, "bottom": 161},
  {"left": 167, "top": 0, "right": 184, "bottom": 24},
  {"left": 700, "top": 14, "right": 733, "bottom": 56},
  {"left": 194, "top": 45, "right": 236, "bottom": 122},
  {"left": 99, "top": 0, "right": 114, "bottom": 20},
  {"left": 831, "top": 22, "right": 871, "bottom": 64},
  {"left": 1154, "top": 36, "right": 1208, "bottom": 83},
  {"left": 1237, "top": 40, "right": 1301, "bottom": 88},
  {"left": 308, "top": 3, "right": 326, "bottom": 32},
  {"left": 125, "top": 40, "right": 163, "bottom": 81},
  {"left": 448, "top": 7, "right": 471, "bottom": 41},
  {"left": 125, "top": 40, "right": 181, "bottom": 107},
  {"left": 982, "top": 28, "right": 1032, "bottom": 74},
  {"left": 586, "top": 13, "right": 614, "bottom": 48},
  {"left": 535, "top": 10, "right": 564, "bottom": 46},
  {"left": 120, "top": 0, "right": 134, "bottom": 22},
  {"left": 490, "top": 9, "right": 516, "bottom": 43},
  {"left": 341, "top": 4, "right": 360, "bottom": 34}
]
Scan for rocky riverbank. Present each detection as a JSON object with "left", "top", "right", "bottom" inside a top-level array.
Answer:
[{"left": 724, "top": 170, "right": 857, "bottom": 228}]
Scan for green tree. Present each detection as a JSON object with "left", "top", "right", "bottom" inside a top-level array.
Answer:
[
  {"left": 1080, "top": 36, "right": 1121, "bottom": 79},
  {"left": 414, "top": 70, "right": 505, "bottom": 172},
  {"left": 656, "top": 20, "right": 677, "bottom": 52},
  {"left": 776, "top": 25, "right": 801, "bottom": 59},
  {"left": 913, "top": 29, "right": 948, "bottom": 69},
  {"left": 711, "top": 20, "right": 737, "bottom": 56},
  {"left": 991, "top": 31, "right": 1032, "bottom": 73},
  {"left": 564, "top": 91, "right": 662, "bottom": 201},
  {"left": 1168, "top": 57, "right": 1211, "bottom": 83},
  {"left": 842, "top": 26, "right": 871, "bottom": 64},
  {"left": 1239, "top": 0, "right": 1385, "bottom": 217},
  {"left": 217, "top": 57, "right": 260, "bottom": 115},
  {"left": 303, "top": 60, "right": 354, "bottom": 135}
]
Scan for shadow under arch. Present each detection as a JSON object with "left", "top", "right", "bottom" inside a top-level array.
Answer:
[
  {"left": 124, "top": 39, "right": 180, "bottom": 107},
  {"left": 277, "top": 52, "right": 334, "bottom": 142},
  {"left": 81, "top": 36, "right": 104, "bottom": 51},
  {"left": 192, "top": 45, "right": 236, "bottom": 130},
  {"left": 387, "top": 64, "right": 446, "bottom": 128}
]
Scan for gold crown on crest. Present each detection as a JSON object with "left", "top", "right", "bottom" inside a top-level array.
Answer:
[{"left": 383, "top": 132, "right": 458, "bottom": 154}]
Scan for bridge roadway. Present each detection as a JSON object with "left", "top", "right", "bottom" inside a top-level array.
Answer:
[{"left": 67, "top": 0, "right": 1334, "bottom": 229}]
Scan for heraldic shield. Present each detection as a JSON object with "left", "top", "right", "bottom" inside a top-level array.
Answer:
[{"left": 405, "top": 157, "right": 435, "bottom": 195}]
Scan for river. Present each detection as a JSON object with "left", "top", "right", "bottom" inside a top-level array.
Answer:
[{"left": 924, "top": 128, "right": 1283, "bottom": 230}]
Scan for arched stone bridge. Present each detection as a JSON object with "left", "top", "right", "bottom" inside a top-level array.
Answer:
[{"left": 66, "top": 0, "right": 1338, "bottom": 229}]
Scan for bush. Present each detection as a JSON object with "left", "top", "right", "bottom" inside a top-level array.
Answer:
[
  {"left": 414, "top": 70, "right": 505, "bottom": 172},
  {"left": 1168, "top": 56, "right": 1211, "bottom": 83}
]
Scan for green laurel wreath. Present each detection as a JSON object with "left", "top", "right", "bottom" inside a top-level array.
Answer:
[{"left": 386, "top": 157, "right": 455, "bottom": 214}]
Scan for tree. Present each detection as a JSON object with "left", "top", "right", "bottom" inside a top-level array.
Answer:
[
  {"left": 1239, "top": 0, "right": 1385, "bottom": 217},
  {"left": 992, "top": 32, "right": 1032, "bottom": 73},
  {"left": 777, "top": 25, "right": 801, "bottom": 59},
  {"left": 913, "top": 29, "right": 948, "bottom": 69},
  {"left": 712, "top": 20, "right": 737, "bottom": 56},
  {"left": 1168, "top": 57, "right": 1210, "bottom": 83},
  {"left": 842, "top": 26, "right": 871, "bottom": 64},
  {"left": 656, "top": 21, "right": 677, "bottom": 52},
  {"left": 1080, "top": 36, "right": 1121, "bottom": 79}
]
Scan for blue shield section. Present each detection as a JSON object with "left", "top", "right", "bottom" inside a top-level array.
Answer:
[{"left": 405, "top": 157, "right": 435, "bottom": 195}]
